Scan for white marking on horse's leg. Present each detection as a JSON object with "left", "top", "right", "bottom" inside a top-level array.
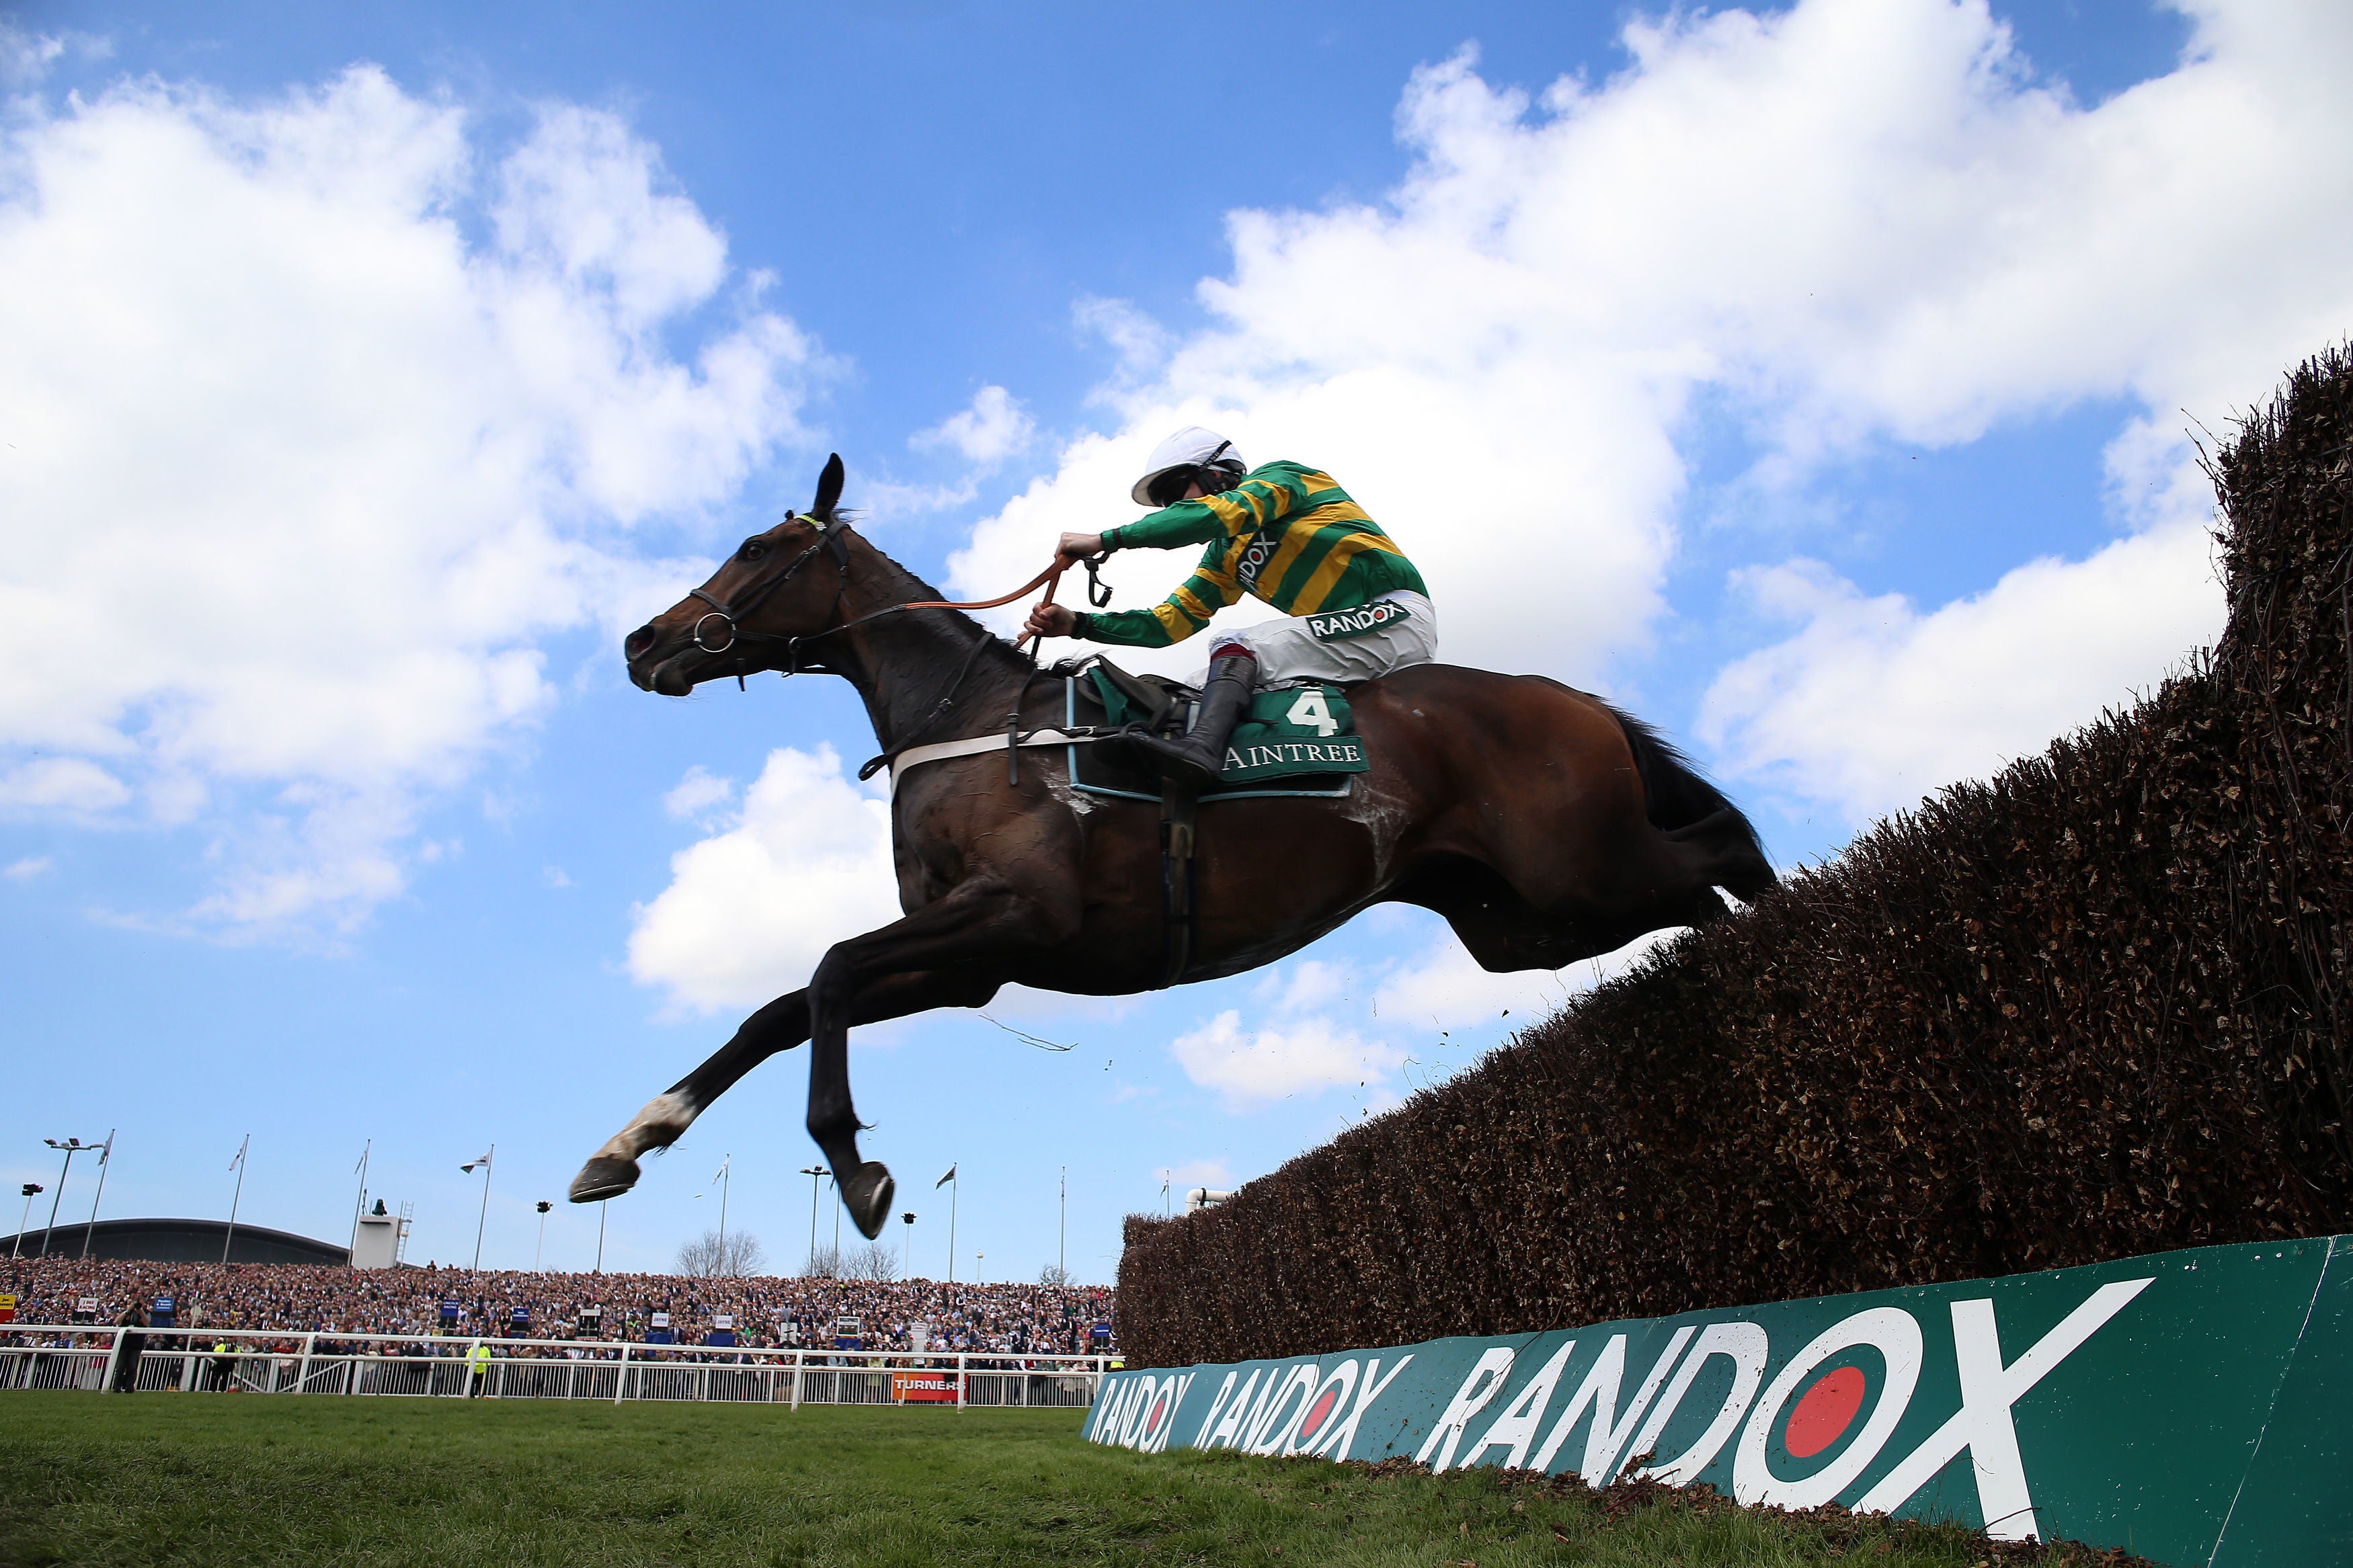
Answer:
[{"left": 596, "top": 1091, "right": 697, "bottom": 1160}]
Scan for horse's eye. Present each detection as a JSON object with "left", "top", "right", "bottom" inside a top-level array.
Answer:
[{"left": 740, "top": 539, "right": 766, "bottom": 562}]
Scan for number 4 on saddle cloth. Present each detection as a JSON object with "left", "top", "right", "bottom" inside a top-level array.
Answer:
[{"left": 1069, "top": 661, "right": 1369, "bottom": 800}]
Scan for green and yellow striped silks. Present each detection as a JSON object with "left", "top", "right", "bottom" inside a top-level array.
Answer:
[{"left": 1080, "top": 460, "right": 1429, "bottom": 648}]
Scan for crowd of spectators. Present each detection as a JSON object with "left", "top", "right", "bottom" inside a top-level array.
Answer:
[{"left": 0, "top": 1257, "right": 1115, "bottom": 1360}]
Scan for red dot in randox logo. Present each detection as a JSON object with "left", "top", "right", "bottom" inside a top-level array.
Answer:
[
  {"left": 1146, "top": 1392, "right": 1169, "bottom": 1434},
  {"left": 1297, "top": 1386, "right": 1342, "bottom": 1440},
  {"left": 1784, "top": 1365, "right": 1868, "bottom": 1459},
  {"left": 1779, "top": 1363, "right": 1873, "bottom": 1467}
]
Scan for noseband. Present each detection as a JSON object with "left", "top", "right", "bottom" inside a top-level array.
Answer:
[
  {"left": 685, "top": 515, "right": 854, "bottom": 661},
  {"left": 662, "top": 519, "right": 1092, "bottom": 761}
]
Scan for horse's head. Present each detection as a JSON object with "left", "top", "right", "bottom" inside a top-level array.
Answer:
[{"left": 625, "top": 454, "right": 852, "bottom": 696}]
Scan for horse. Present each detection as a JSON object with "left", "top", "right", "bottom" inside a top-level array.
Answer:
[{"left": 572, "top": 455, "right": 1776, "bottom": 1237}]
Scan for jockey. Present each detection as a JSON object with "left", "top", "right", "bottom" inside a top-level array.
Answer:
[{"left": 1023, "top": 426, "right": 1437, "bottom": 788}]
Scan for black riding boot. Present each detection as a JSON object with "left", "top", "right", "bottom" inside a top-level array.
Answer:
[{"left": 1125, "top": 651, "right": 1257, "bottom": 791}]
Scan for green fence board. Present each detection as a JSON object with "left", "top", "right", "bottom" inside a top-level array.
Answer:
[{"left": 1086, "top": 1236, "right": 2352, "bottom": 1566}]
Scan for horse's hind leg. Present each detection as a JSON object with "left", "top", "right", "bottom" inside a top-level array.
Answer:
[{"left": 1664, "top": 808, "right": 1776, "bottom": 903}]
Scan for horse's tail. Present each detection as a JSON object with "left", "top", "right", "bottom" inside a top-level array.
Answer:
[{"left": 1602, "top": 702, "right": 1778, "bottom": 901}]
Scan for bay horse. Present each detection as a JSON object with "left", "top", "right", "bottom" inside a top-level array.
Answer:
[{"left": 573, "top": 456, "right": 1774, "bottom": 1237}]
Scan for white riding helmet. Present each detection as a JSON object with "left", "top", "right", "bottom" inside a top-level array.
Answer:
[{"left": 1131, "top": 426, "right": 1247, "bottom": 506}]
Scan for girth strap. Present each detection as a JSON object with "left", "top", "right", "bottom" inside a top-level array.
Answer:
[
  {"left": 880, "top": 729, "right": 1109, "bottom": 791},
  {"left": 1159, "top": 778, "right": 1199, "bottom": 989}
]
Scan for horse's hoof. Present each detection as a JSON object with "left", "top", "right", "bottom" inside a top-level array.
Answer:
[
  {"left": 570, "top": 1155, "right": 640, "bottom": 1203},
  {"left": 840, "top": 1161, "right": 895, "bottom": 1240}
]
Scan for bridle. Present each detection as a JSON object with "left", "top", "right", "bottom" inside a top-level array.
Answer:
[
  {"left": 684, "top": 512, "right": 853, "bottom": 667},
  {"left": 664, "top": 510, "right": 1117, "bottom": 761}
]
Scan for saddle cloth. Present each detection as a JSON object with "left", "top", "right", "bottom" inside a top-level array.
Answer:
[{"left": 1067, "top": 659, "right": 1367, "bottom": 802}]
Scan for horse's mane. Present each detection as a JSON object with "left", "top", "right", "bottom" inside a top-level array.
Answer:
[{"left": 844, "top": 522, "right": 1039, "bottom": 673}]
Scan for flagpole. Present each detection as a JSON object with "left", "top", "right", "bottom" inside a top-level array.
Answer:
[
  {"left": 471, "top": 1145, "right": 495, "bottom": 1272},
  {"left": 79, "top": 1130, "right": 116, "bottom": 1260},
  {"left": 221, "top": 1134, "right": 249, "bottom": 1264},
  {"left": 349, "top": 1140, "right": 371, "bottom": 1256},
  {"left": 717, "top": 1157, "right": 730, "bottom": 1272},
  {"left": 1059, "top": 1166, "right": 1066, "bottom": 1280},
  {"left": 949, "top": 1172, "right": 958, "bottom": 1286}
]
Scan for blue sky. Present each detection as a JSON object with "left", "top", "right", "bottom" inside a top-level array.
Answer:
[{"left": 3, "top": 1, "right": 2348, "bottom": 1284}]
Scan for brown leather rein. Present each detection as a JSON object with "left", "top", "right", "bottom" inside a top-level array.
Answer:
[{"left": 681, "top": 517, "right": 1115, "bottom": 770}]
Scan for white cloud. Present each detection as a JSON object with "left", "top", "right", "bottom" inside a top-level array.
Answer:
[
  {"left": 859, "top": 477, "right": 981, "bottom": 520},
  {"left": 0, "top": 758, "right": 132, "bottom": 813},
  {"left": 0, "top": 21, "right": 104, "bottom": 89},
  {"left": 0, "top": 67, "right": 818, "bottom": 934},
  {"left": 4, "top": 856, "right": 53, "bottom": 880},
  {"left": 1699, "top": 515, "right": 2218, "bottom": 823},
  {"left": 1164, "top": 925, "right": 1681, "bottom": 1109},
  {"left": 912, "top": 385, "right": 1035, "bottom": 466},
  {"left": 1169, "top": 1009, "right": 1406, "bottom": 1109},
  {"left": 951, "top": 0, "right": 2351, "bottom": 770},
  {"left": 1256, "top": 958, "right": 1351, "bottom": 1014},
  {"left": 1073, "top": 296, "right": 1174, "bottom": 392},
  {"left": 662, "top": 765, "right": 737, "bottom": 823},
  {"left": 0, "top": 22, "right": 63, "bottom": 86},
  {"left": 627, "top": 745, "right": 902, "bottom": 1014},
  {"left": 1375, "top": 928, "right": 1674, "bottom": 1036}
]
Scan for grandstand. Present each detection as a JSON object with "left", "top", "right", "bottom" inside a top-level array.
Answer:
[{"left": 0, "top": 1255, "right": 1113, "bottom": 1356}]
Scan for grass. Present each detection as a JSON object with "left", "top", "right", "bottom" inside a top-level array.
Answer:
[{"left": 0, "top": 1391, "right": 2133, "bottom": 1567}]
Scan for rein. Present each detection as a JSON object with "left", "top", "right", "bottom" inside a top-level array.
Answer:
[{"left": 681, "top": 515, "right": 1116, "bottom": 768}]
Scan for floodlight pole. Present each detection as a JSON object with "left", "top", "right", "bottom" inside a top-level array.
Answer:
[
  {"left": 40, "top": 1139, "right": 92, "bottom": 1257},
  {"left": 800, "top": 1165, "right": 827, "bottom": 1272},
  {"left": 15, "top": 1184, "right": 44, "bottom": 1260},
  {"left": 79, "top": 1130, "right": 116, "bottom": 1259}
]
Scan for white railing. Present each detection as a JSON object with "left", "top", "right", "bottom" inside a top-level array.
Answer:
[{"left": 0, "top": 1325, "right": 1112, "bottom": 1408}]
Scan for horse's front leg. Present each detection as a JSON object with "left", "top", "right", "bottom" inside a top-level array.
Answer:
[
  {"left": 567, "top": 989, "right": 811, "bottom": 1202},
  {"left": 807, "top": 878, "right": 1074, "bottom": 1239},
  {"left": 568, "top": 968, "right": 999, "bottom": 1204}
]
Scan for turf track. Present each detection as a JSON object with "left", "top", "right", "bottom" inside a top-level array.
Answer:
[{"left": 0, "top": 1391, "right": 2131, "bottom": 1566}]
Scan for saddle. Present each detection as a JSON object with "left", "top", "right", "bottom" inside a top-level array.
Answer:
[
  {"left": 1054, "top": 655, "right": 1369, "bottom": 989},
  {"left": 1058, "top": 655, "right": 1366, "bottom": 802}
]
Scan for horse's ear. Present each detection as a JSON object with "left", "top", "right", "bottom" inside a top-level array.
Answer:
[{"left": 812, "top": 454, "right": 845, "bottom": 522}]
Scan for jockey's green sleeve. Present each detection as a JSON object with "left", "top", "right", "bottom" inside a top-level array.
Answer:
[{"left": 1076, "top": 460, "right": 1429, "bottom": 648}]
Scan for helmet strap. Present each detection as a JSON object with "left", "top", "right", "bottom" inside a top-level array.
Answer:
[{"left": 1195, "top": 439, "right": 1240, "bottom": 497}]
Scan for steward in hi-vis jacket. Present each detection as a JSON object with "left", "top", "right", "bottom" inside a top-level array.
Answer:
[{"left": 1024, "top": 426, "right": 1437, "bottom": 788}]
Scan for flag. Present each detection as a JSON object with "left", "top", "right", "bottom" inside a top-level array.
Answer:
[
  {"left": 462, "top": 1151, "right": 491, "bottom": 1173},
  {"left": 228, "top": 1139, "right": 245, "bottom": 1171},
  {"left": 936, "top": 1164, "right": 957, "bottom": 1188},
  {"left": 713, "top": 1156, "right": 730, "bottom": 1184}
]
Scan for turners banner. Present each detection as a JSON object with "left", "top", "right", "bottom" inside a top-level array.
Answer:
[
  {"left": 1084, "top": 1236, "right": 2353, "bottom": 1566},
  {"left": 892, "top": 1371, "right": 959, "bottom": 1403}
]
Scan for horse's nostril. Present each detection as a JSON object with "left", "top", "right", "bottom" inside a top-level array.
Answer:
[{"left": 625, "top": 624, "right": 657, "bottom": 660}]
